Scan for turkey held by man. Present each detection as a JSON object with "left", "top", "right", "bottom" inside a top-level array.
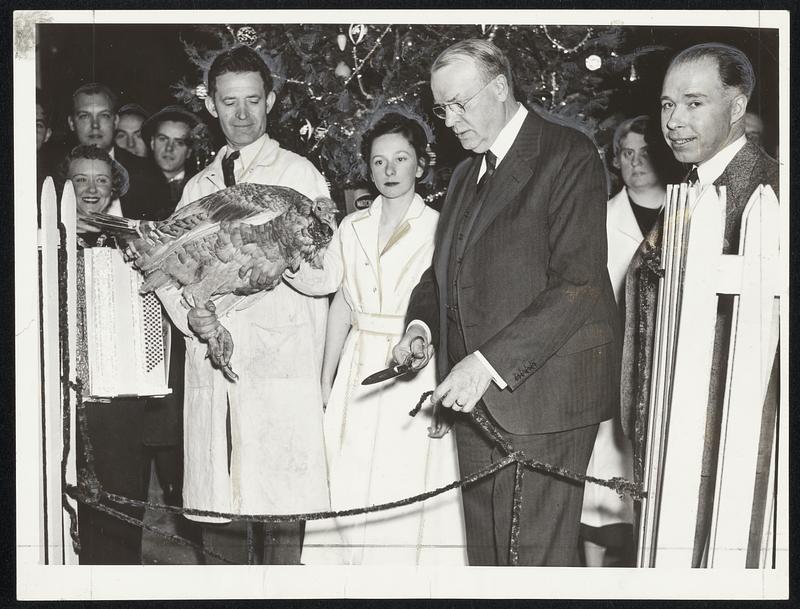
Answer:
[{"left": 86, "top": 183, "right": 339, "bottom": 381}]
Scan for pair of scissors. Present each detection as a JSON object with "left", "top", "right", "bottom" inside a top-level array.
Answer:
[{"left": 361, "top": 336, "right": 426, "bottom": 385}]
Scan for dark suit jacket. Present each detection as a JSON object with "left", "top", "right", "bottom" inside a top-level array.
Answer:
[
  {"left": 620, "top": 141, "right": 779, "bottom": 451},
  {"left": 407, "top": 110, "right": 620, "bottom": 435},
  {"left": 114, "top": 146, "right": 171, "bottom": 221}
]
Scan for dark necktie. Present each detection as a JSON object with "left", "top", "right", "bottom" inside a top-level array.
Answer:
[
  {"left": 222, "top": 150, "right": 240, "bottom": 187},
  {"left": 168, "top": 178, "right": 183, "bottom": 203},
  {"left": 476, "top": 150, "right": 497, "bottom": 196},
  {"left": 686, "top": 166, "right": 699, "bottom": 185}
]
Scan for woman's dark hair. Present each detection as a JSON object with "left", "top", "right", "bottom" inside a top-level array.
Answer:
[
  {"left": 58, "top": 144, "right": 130, "bottom": 199},
  {"left": 360, "top": 112, "right": 431, "bottom": 181}
]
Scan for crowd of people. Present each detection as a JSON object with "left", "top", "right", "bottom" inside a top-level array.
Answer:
[{"left": 35, "top": 36, "right": 778, "bottom": 567}]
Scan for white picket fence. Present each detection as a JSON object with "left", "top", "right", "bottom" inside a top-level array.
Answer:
[
  {"left": 31, "top": 177, "right": 81, "bottom": 565},
  {"left": 637, "top": 183, "right": 783, "bottom": 568}
]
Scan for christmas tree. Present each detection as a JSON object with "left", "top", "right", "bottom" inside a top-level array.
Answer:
[{"left": 174, "top": 23, "right": 647, "bottom": 204}]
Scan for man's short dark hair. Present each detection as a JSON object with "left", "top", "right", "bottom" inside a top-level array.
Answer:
[
  {"left": 670, "top": 43, "right": 755, "bottom": 99},
  {"left": 71, "top": 82, "right": 119, "bottom": 114},
  {"left": 207, "top": 45, "right": 273, "bottom": 100}
]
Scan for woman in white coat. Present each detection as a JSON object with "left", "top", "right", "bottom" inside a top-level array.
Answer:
[
  {"left": 302, "top": 112, "right": 467, "bottom": 565},
  {"left": 581, "top": 115, "right": 667, "bottom": 566}
]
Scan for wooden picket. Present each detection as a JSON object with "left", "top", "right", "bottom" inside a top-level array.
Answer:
[
  {"left": 39, "top": 178, "right": 65, "bottom": 564},
  {"left": 60, "top": 182, "right": 80, "bottom": 565},
  {"left": 708, "top": 186, "right": 780, "bottom": 567},
  {"left": 637, "top": 184, "right": 781, "bottom": 568}
]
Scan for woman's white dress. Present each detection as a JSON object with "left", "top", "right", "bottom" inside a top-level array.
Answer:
[{"left": 302, "top": 194, "right": 467, "bottom": 565}]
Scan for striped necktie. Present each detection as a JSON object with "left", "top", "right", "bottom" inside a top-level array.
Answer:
[{"left": 476, "top": 150, "right": 497, "bottom": 195}]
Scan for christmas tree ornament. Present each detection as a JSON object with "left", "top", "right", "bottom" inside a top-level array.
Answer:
[
  {"left": 236, "top": 26, "right": 257, "bottom": 46},
  {"left": 628, "top": 64, "right": 638, "bottom": 82},
  {"left": 585, "top": 54, "right": 602, "bottom": 71},
  {"left": 337, "top": 33, "right": 347, "bottom": 52},
  {"left": 335, "top": 60, "right": 352, "bottom": 79},
  {"left": 299, "top": 119, "right": 313, "bottom": 142},
  {"left": 195, "top": 83, "right": 208, "bottom": 99},
  {"left": 348, "top": 23, "right": 367, "bottom": 46},
  {"left": 314, "top": 126, "right": 328, "bottom": 140},
  {"left": 543, "top": 25, "right": 594, "bottom": 55},
  {"left": 427, "top": 147, "right": 437, "bottom": 168}
]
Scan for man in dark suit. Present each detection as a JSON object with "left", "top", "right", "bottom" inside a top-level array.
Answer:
[
  {"left": 68, "top": 82, "right": 165, "bottom": 220},
  {"left": 139, "top": 104, "right": 200, "bottom": 514},
  {"left": 393, "top": 39, "right": 620, "bottom": 566},
  {"left": 621, "top": 43, "right": 779, "bottom": 566},
  {"left": 142, "top": 104, "right": 200, "bottom": 219}
]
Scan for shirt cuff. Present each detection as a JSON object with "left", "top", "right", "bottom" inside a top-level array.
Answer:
[
  {"left": 406, "top": 320, "right": 432, "bottom": 343},
  {"left": 474, "top": 350, "right": 508, "bottom": 389}
]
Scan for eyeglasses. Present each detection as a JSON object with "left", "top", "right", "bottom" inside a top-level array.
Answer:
[{"left": 432, "top": 77, "right": 495, "bottom": 119}]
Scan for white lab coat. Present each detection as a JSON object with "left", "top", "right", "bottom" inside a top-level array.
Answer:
[{"left": 158, "top": 137, "right": 342, "bottom": 522}]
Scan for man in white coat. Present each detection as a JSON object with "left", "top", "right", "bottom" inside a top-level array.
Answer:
[
  {"left": 581, "top": 115, "right": 667, "bottom": 566},
  {"left": 158, "top": 45, "right": 341, "bottom": 564}
]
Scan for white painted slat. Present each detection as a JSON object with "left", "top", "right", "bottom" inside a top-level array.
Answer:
[
  {"left": 39, "top": 178, "right": 67, "bottom": 564},
  {"left": 709, "top": 186, "right": 780, "bottom": 567},
  {"left": 653, "top": 186, "right": 725, "bottom": 567},
  {"left": 59, "top": 182, "right": 80, "bottom": 565},
  {"left": 637, "top": 184, "right": 678, "bottom": 566}
]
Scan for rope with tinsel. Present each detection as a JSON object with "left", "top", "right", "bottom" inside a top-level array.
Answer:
[
  {"left": 57, "top": 223, "right": 81, "bottom": 554},
  {"left": 64, "top": 385, "right": 643, "bottom": 566},
  {"left": 58, "top": 247, "right": 643, "bottom": 565}
]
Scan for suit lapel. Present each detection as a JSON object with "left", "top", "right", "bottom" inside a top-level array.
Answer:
[
  {"left": 715, "top": 141, "right": 759, "bottom": 214},
  {"left": 465, "top": 113, "right": 541, "bottom": 252},
  {"left": 434, "top": 157, "right": 481, "bottom": 280}
]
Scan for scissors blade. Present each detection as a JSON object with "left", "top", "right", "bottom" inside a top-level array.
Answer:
[{"left": 361, "top": 362, "right": 413, "bottom": 385}]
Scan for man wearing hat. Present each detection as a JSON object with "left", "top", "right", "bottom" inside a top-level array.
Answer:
[
  {"left": 143, "top": 105, "right": 200, "bottom": 219},
  {"left": 140, "top": 106, "right": 203, "bottom": 522},
  {"left": 115, "top": 102, "right": 150, "bottom": 158}
]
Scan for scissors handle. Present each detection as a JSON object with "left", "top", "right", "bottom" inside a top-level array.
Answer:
[{"left": 402, "top": 335, "right": 427, "bottom": 368}]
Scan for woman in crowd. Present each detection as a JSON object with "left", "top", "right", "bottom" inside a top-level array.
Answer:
[
  {"left": 302, "top": 111, "right": 467, "bottom": 566},
  {"left": 61, "top": 144, "right": 127, "bottom": 244},
  {"left": 580, "top": 115, "right": 675, "bottom": 567},
  {"left": 59, "top": 144, "right": 155, "bottom": 564}
]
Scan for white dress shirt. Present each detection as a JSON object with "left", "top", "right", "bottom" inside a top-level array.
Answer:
[
  {"left": 411, "top": 103, "right": 529, "bottom": 389},
  {"left": 695, "top": 134, "right": 747, "bottom": 185}
]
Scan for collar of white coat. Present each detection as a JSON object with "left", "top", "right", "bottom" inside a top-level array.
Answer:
[
  {"left": 365, "top": 192, "right": 426, "bottom": 222},
  {"left": 479, "top": 103, "right": 528, "bottom": 179},
  {"left": 696, "top": 134, "right": 746, "bottom": 185},
  {"left": 350, "top": 193, "right": 426, "bottom": 258},
  {"left": 606, "top": 186, "right": 664, "bottom": 243},
  {"left": 107, "top": 198, "right": 123, "bottom": 217},
  {"left": 608, "top": 187, "right": 646, "bottom": 243},
  {"left": 207, "top": 133, "right": 278, "bottom": 184}
]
